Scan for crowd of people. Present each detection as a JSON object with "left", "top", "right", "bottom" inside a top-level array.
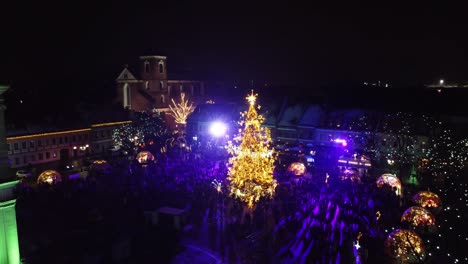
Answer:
[{"left": 13, "top": 145, "right": 458, "bottom": 263}]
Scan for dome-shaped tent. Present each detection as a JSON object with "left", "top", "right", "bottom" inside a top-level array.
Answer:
[
  {"left": 136, "top": 151, "right": 155, "bottom": 165},
  {"left": 377, "top": 174, "right": 402, "bottom": 196},
  {"left": 340, "top": 168, "right": 361, "bottom": 183},
  {"left": 412, "top": 191, "right": 442, "bottom": 208},
  {"left": 91, "top": 160, "right": 112, "bottom": 174},
  {"left": 287, "top": 162, "right": 306, "bottom": 176},
  {"left": 401, "top": 206, "right": 436, "bottom": 228},
  {"left": 384, "top": 229, "right": 426, "bottom": 263},
  {"left": 37, "top": 170, "right": 62, "bottom": 184}
]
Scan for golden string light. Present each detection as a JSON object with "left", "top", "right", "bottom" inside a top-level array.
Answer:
[
  {"left": 169, "top": 93, "right": 195, "bottom": 124},
  {"left": 227, "top": 91, "right": 277, "bottom": 208}
]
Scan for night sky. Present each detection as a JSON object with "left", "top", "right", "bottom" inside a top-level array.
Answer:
[{"left": 1, "top": 2, "right": 467, "bottom": 101}]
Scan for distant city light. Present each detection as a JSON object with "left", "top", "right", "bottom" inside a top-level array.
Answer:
[
  {"left": 210, "top": 122, "right": 227, "bottom": 137},
  {"left": 440, "top": 79, "right": 444, "bottom": 85}
]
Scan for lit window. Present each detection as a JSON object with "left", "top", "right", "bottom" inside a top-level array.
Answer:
[{"left": 145, "top": 81, "right": 150, "bottom": 90}]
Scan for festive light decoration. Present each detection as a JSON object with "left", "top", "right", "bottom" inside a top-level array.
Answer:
[
  {"left": 169, "top": 92, "right": 195, "bottom": 124},
  {"left": 401, "top": 206, "right": 436, "bottom": 228},
  {"left": 287, "top": 162, "right": 306, "bottom": 176},
  {"left": 377, "top": 173, "right": 402, "bottom": 196},
  {"left": 413, "top": 191, "right": 442, "bottom": 208},
  {"left": 37, "top": 170, "right": 62, "bottom": 184},
  {"left": 136, "top": 151, "right": 155, "bottom": 165},
  {"left": 385, "top": 229, "right": 426, "bottom": 263},
  {"left": 227, "top": 91, "right": 277, "bottom": 208}
]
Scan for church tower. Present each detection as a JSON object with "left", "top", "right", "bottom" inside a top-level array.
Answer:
[{"left": 140, "top": 55, "right": 167, "bottom": 81}]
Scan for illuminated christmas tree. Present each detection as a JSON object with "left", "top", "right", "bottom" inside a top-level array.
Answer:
[{"left": 227, "top": 91, "right": 277, "bottom": 208}]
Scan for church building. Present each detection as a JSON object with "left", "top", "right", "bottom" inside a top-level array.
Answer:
[{"left": 115, "top": 55, "right": 205, "bottom": 114}]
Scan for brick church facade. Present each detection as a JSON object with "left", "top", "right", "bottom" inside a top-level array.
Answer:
[{"left": 115, "top": 55, "right": 205, "bottom": 114}]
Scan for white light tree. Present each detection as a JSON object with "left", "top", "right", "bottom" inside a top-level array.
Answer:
[{"left": 169, "top": 93, "right": 195, "bottom": 124}]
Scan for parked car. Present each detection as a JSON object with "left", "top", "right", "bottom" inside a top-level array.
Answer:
[{"left": 16, "top": 170, "right": 32, "bottom": 178}]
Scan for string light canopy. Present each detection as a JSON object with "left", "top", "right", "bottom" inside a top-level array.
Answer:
[
  {"left": 287, "top": 162, "right": 306, "bottom": 176},
  {"left": 401, "top": 206, "right": 436, "bottom": 229},
  {"left": 385, "top": 229, "right": 426, "bottom": 263},
  {"left": 37, "top": 170, "right": 62, "bottom": 185},
  {"left": 136, "top": 151, "right": 155, "bottom": 165},
  {"left": 377, "top": 173, "right": 402, "bottom": 196},
  {"left": 413, "top": 191, "right": 442, "bottom": 209},
  {"left": 227, "top": 90, "right": 278, "bottom": 208}
]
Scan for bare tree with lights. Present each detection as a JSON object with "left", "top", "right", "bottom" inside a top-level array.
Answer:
[
  {"left": 227, "top": 91, "right": 278, "bottom": 210},
  {"left": 169, "top": 92, "right": 195, "bottom": 125}
]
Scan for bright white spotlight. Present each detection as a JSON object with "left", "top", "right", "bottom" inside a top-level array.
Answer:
[{"left": 210, "top": 122, "right": 227, "bottom": 137}]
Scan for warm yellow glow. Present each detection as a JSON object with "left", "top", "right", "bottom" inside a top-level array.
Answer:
[
  {"left": 136, "top": 151, "right": 155, "bottom": 164},
  {"left": 412, "top": 191, "right": 442, "bottom": 208},
  {"left": 91, "top": 121, "right": 131, "bottom": 127},
  {"left": 401, "top": 206, "right": 436, "bottom": 227},
  {"left": 37, "top": 170, "right": 62, "bottom": 185},
  {"left": 7, "top": 128, "right": 91, "bottom": 141},
  {"left": 169, "top": 93, "right": 195, "bottom": 124},
  {"left": 376, "top": 173, "right": 402, "bottom": 196},
  {"left": 246, "top": 90, "right": 257, "bottom": 106},
  {"left": 6, "top": 121, "right": 131, "bottom": 141},
  {"left": 385, "top": 229, "right": 426, "bottom": 262},
  {"left": 288, "top": 162, "right": 306, "bottom": 176},
  {"left": 91, "top": 160, "right": 111, "bottom": 172},
  {"left": 227, "top": 91, "right": 277, "bottom": 208}
]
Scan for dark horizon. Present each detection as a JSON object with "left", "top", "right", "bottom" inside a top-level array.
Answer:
[{"left": 2, "top": 3, "right": 467, "bottom": 92}]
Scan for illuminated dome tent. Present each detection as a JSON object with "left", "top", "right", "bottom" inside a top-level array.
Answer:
[
  {"left": 136, "top": 151, "right": 155, "bottom": 165},
  {"left": 385, "top": 229, "right": 426, "bottom": 263},
  {"left": 37, "top": 170, "right": 62, "bottom": 184},
  {"left": 401, "top": 206, "right": 436, "bottom": 228},
  {"left": 412, "top": 191, "right": 442, "bottom": 208},
  {"left": 377, "top": 174, "right": 402, "bottom": 196},
  {"left": 287, "top": 162, "right": 306, "bottom": 176},
  {"left": 91, "top": 160, "right": 112, "bottom": 174},
  {"left": 340, "top": 168, "right": 361, "bottom": 183}
]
